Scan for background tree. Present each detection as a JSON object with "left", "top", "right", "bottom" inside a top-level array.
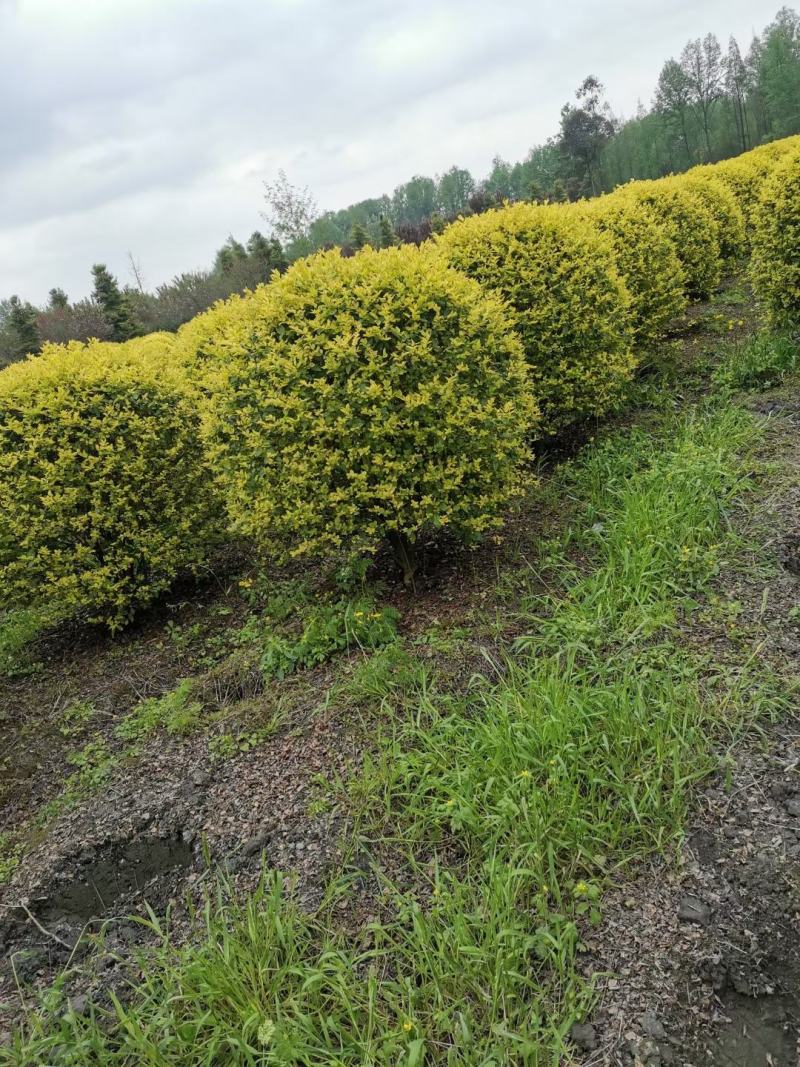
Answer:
[
  {"left": 436, "top": 166, "right": 476, "bottom": 217},
  {"left": 48, "top": 287, "right": 69, "bottom": 310},
  {"left": 655, "top": 58, "right": 696, "bottom": 166},
  {"left": 7, "top": 296, "right": 41, "bottom": 360},
  {"left": 483, "top": 156, "right": 515, "bottom": 201},
  {"left": 262, "top": 169, "right": 318, "bottom": 258},
  {"left": 558, "top": 76, "right": 616, "bottom": 195},
  {"left": 551, "top": 178, "right": 568, "bottom": 202},
  {"left": 680, "top": 34, "right": 724, "bottom": 158},
  {"left": 378, "top": 215, "right": 397, "bottom": 248},
  {"left": 246, "top": 231, "right": 287, "bottom": 277},
  {"left": 391, "top": 175, "right": 437, "bottom": 224},
  {"left": 758, "top": 7, "right": 800, "bottom": 137},
  {"left": 724, "top": 37, "right": 751, "bottom": 152},
  {"left": 350, "top": 221, "right": 369, "bottom": 250},
  {"left": 213, "top": 235, "right": 249, "bottom": 274},
  {"left": 91, "top": 264, "right": 140, "bottom": 342}
]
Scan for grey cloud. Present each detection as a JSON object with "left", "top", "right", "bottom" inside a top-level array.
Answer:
[{"left": 0, "top": 0, "right": 775, "bottom": 303}]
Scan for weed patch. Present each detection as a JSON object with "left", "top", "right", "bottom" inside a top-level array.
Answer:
[{"left": 713, "top": 331, "right": 799, "bottom": 392}]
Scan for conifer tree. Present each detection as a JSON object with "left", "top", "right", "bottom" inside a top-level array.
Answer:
[
  {"left": 551, "top": 179, "right": 568, "bottom": 202},
  {"left": 48, "top": 287, "right": 69, "bottom": 310},
  {"left": 350, "top": 222, "right": 370, "bottom": 250},
  {"left": 378, "top": 214, "right": 397, "bottom": 248},
  {"left": 91, "top": 264, "right": 139, "bottom": 341},
  {"left": 8, "top": 295, "right": 41, "bottom": 359},
  {"left": 247, "top": 231, "right": 288, "bottom": 276}
]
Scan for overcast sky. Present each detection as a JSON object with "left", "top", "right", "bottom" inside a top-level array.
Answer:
[{"left": 0, "top": 0, "right": 781, "bottom": 304}]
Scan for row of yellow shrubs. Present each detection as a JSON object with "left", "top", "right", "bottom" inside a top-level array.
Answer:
[{"left": 1, "top": 136, "right": 798, "bottom": 626}]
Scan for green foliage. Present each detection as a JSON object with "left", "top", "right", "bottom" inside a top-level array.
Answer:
[
  {"left": 378, "top": 214, "right": 397, "bottom": 248},
  {"left": 349, "top": 221, "right": 369, "bottom": 250},
  {"left": 261, "top": 598, "right": 400, "bottom": 680},
  {"left": 90, "top": 264, "right": 140, "bottom": 342},
  {"left": 64, "top": 738, "right": 118, "bottom": 796},
  {"left": 7, "top": 295, "right": 41, "bottom": 361},
  {"left": 59, "top": 700, "right": 96, "bottom": 738},
  {"left": 680, "top": 171, "right": 746, "bottom": 260},
  {"left": 208, "top": 718, "right": 283, "bottom": 761},
  {"left": 0, "top": 336, "right": 222, "bottom": 629},
  {"left": 0, "top": 606, "right": 54, "bottom": 676},
  {"left": 185, "top": 243, "right": 535, "bottom": 580},
  {"left": 557, "top": 75, "right": 615, "bottom": 197},
  {"left": 613, "top": 177, "right": 722, "bottom": 298},
  {"left": 578, "top": 194, "right": 687, "bottom": 348},
  {"left": 116, "top": 680, "right": 203, "bottom": 742},
  {"left": 48, "top": 288, "right": 69, "bottom": 310},
  {"left": 437, "top": 201, "right": 635, "bottom": 431},
  {"left": 713, "top": 332, "right": 799, "bottom": 391},
  {"left": 751, "top": 149, "right": 800, "bottom": 329},
  {"left": 0, "top": 832, "right": 23, "bottom": 886}
]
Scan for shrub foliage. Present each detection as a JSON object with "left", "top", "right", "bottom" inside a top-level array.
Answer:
[
  {"left": 437, "top": 202, "right": 636, "bottom": 431},
  {"left": 0, "top": 338, "right": 221, "bottom": 627},
  {"left": 679, "top": 172, "right": 746, "bottom": 261},
  {"left": 613, "top": 178, "right": 723, "bottom": 299},
  {"left": 751, "top": 150, "right": 800, "bottom": 329},
  {"left": 578, "top": 195, "right": 687, "bottom": 348},
  {"left": 186, "top": 244, "right": 536, "bottom": 582},
  {"left": 1, "top": 136, "right": 797, "bottom": 622}
]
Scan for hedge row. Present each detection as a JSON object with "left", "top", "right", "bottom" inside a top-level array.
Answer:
[
  {"left": 1, "top": 136, "right": 798, "bottom": 625},
  {"left": 0, "top": 337, "right": 222, "bottom": 628}
]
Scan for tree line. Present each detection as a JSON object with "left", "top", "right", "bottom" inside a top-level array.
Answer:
[{"left": 2, "top": 5, "right": 798, "bottom": 368}]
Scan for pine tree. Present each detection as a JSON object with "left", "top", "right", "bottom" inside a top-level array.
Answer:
[
  {"left": 91, "top": 264, "right": 139, "bottom": 342},
  {"left": 213, "top": 236, "right": 248, "bottom": 274},
  {"left": 350, "top": 222, "right": 369, "bottom": 250},
  {"left": 551, "top": 179, "right": 568, "bottom": 202},
  {"left": 378, "top": 214, "right": 397, "bottom": 248},
  {"left": 247, "top": 231, "right": 288, "bottom": 277},
  {"left": 48, "top": 287, "right": 69, "bottom": 310},
  {"left": 8, "top": 296, "right": 41, "bottom": 359}
]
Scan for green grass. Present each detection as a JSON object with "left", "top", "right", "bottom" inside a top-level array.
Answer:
[
  {"left": 713, "top": 332, "right": 799, "bottom": 392},
  {"left": 116, "top": 680, "right": 204, "bottom": 742},
  {"left": 0, "top": 606, "right": 56, "bottom": 677},
  {"left": 259, "top": 597, "right": 400, "bottom": 681},
  {"left": 3, "top": 403, "right": 790, "bottom": 1066}
]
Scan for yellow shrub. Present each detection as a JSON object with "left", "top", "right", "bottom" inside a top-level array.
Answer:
[
  {"left": 0, "top": 337, "right": 222, "bottom": 628},
  {"left": 750, "top": 149, "right": 800, "bottom": 329},
  {"left": 613, "top": 178, "right": 722, "bottom": 299},
  {"left": 712, "top": 137, "right": 800, "bottom": 238},
  {"left": 436, "top": 202, "right": 635, "bottom": 432},
  {"left": 577, "top": 195, "right": 687, "bottom": 349},
  {"left": 184, "top": 244, "right": 536, "bottom": 583},
  {"left": 678, "top": 172, "right": 746, "bottom": 260},
  {"left": 712, "top": 156, "right": 774, "bottom": 235}
]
